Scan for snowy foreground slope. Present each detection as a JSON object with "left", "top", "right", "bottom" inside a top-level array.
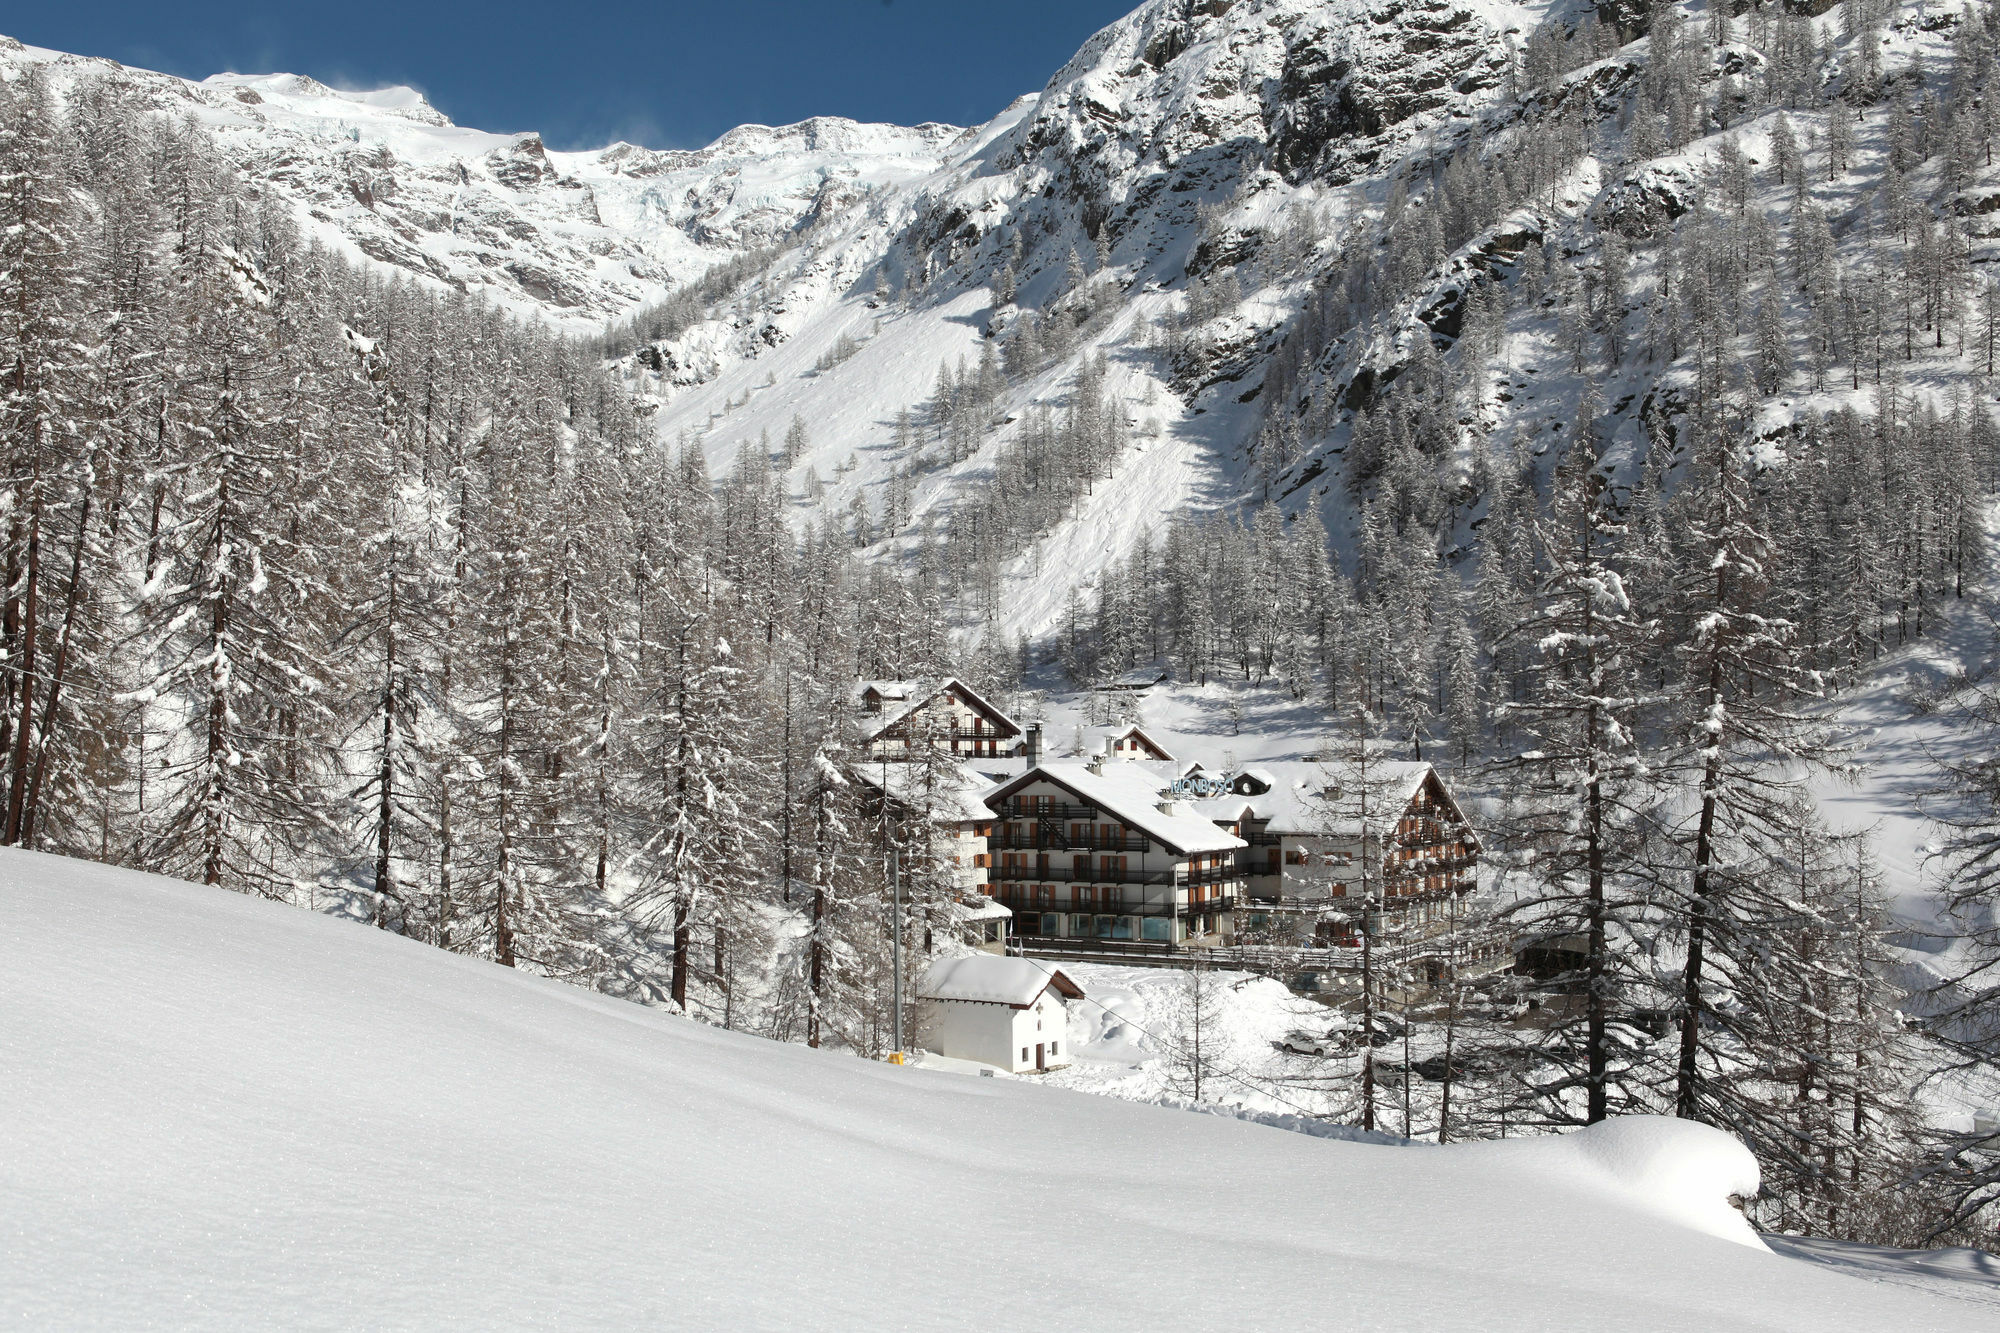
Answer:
[{"left": 0, "top": 850, "right": 1986, "bottom": 1330}]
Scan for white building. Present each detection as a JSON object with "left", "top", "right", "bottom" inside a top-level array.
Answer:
[
  {"left": 916, "top": 955, "right": 1083, "bottom": 1073},
  {"left": 852, "top": 757, "right": 999, "bottom": 899}
]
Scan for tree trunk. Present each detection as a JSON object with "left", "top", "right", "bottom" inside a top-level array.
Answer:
[
  {"left": 21, "top": 486, "right": 92, "bottom": 847},
  {"left": 1677, "top": 693, "right": 1723, "bottom": 1118},
  {"left": 373, "top": 563, "right": 398, "bottom": 927}
]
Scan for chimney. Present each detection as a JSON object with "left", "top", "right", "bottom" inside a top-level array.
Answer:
[{"left": 1024, "top": 724, "right": 1041, "bottom": 767}]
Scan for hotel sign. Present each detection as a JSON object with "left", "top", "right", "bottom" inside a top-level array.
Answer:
[{"left": 1168, "top": 775, "right": 1230, "bottom": 799}]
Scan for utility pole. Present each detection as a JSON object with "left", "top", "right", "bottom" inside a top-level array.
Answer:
[
  {"left": 891, "top": 853, "right": 904, "bottom": 1057},
  {"left": 1361, "top": 888, "right": 1377, "bottom": 1133}
]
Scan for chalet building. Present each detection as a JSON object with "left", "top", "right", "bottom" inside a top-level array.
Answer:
[
  {"left": 857, "top": 678, "right": 1023, "bottom": 759},
  {"left": 917, "top": 955, "right": 1083, "bottom": 1073},
  {"left": 979, "top": 759, "right": 1246, "bottom": 947},
  {"left": 1089, "top": 722, "right": 1175, "bottom": 763},
  {"left": 1199, "top": 761, "right": 1480, "bottom": 942}
]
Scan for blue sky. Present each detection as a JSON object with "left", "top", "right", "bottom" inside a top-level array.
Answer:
[{"left": 9, "top": 2, "right": 1140, "bottom": 150}]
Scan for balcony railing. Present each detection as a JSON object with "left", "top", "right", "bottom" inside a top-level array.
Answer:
[
  {"left": 997, "top": 801, "right": 1100, "bottom": 821},
  {"left": 991, "top": 864, "right": 1176, "bottom": 886},
  {"left": 991, "top": 833, "right": 1151, "bottom": 853},
  {"left": 1385, "top": 857, "right": 1479, "bottom": 882},
  {"left": 1390, "top": 850, "right": 1478, "bottom": 873},
  {"left": 1004, "top": 895, "right": 1238, "bottom": 922}
]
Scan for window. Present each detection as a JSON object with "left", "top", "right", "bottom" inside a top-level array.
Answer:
[
  {"left": 1142, "top": 918, "right": 1172, "bottom": 942},
  {"left": 1022, "top": 1047, "right": 1029, "bottom": 1062},
  {"left": 1050, "top": 1042, "right": 1059, "bottom": 1056},
  {"left": 1112, "top": 917, "right": 1134, "bottom": 941}
]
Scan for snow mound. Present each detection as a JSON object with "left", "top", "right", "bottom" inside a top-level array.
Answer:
[
  {"left": 0, "top": 849, "right": 1981, "bottom": 1329},
  {"left": 1533, "top": 1116, "right": 1766, "bottom": 1249}
]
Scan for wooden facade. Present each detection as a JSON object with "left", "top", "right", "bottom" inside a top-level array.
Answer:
[
  {"left": 1215, "top": 764, "right": 1481, "bottom": 943},
  {"left": 858, "top": 678, "right": 1022, "bottom": 759}
]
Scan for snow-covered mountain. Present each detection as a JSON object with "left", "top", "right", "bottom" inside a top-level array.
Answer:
[
  {"left": 2, "top": 0, "right": 1576, "bottom": 635},
  {"left": 14, "top": 0, "right": 1994, "bottom": 650},
  {"left": 0, "top": 34, "right": 963, "bottom": 330},
  {"left": 624, "top": 0, "right": 1575, "bottom": 638},
  {"left": 5, "top": 847, "right": 1991, "bottom": 1328}
]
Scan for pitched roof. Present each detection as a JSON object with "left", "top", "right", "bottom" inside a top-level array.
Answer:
[
  {"left": 857, "top": 677, "right": 1022, "bottom": 742},
  {"left": 1088, "top": 723, "right": 1175, "bottom": 762},
  {"left": 1194, "top": 760, "right": 1436, "bottom": 835},
  {"left": 851, "top": 759, "right": 999, "bottom": 824},
  {"left": 1092, "top": 664, "right": 1173, "bottom": 691},
  {"left": 917, "top": 955, "right": 1082, "bottom": 1007},
  {"left": 985, "top": 762, "right": 1247, "bottom": 856}
]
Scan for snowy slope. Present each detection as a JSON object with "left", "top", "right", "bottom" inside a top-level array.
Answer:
[
  {"left": 0, "top": 848, "right": 1988, "bottom": 1329},
  {"left": 636, "top": 0, "right": 1573, "bottom": 638},
  {"left": 3, "top": 0, "right": 1583, "bottom": 632},
  {"left": 0, "top": 36, "right": 962, "bottom": 330}
]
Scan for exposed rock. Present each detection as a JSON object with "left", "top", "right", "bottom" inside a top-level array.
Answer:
[
  {"left": 488, "top": 135, "right": 553, "bottom": 190},
  {"left": 1592, "top": 160, "right": 1702, "bottom": 240}
]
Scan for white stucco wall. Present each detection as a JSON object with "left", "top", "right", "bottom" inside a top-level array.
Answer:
[{"left": 920, "top": 993, "right": 1071, "bottom": 1072}]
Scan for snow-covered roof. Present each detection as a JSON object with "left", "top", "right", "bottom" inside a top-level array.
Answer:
[
  {"left": 1196, "top": 760, "right": 1435, "bottom": 835},
  {"left": 1092, "top": 665, "right": 1173, "bottom": 692},
  {"left": 957, "top": 897, "right": 1013, "bottom": 923},
  {"left": 857, "top": 677, "right": 1021, "bottom": 741},
  {"left": 917, "top": 955, "right": 1081, "bottom": 1007},
  {"left": 1086, "top": 723, "right": 1176, "bottom": 762},
  {"left": 852, "top": 759, "right": 999, "bottom": 824},
  {"left": 987, "top": 762, "right": 1247, "bottom": 856}
]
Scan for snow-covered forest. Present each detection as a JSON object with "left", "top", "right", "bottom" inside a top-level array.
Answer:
[{"left": 7, "top": 0, "right": 2000, "bottom": 1258}]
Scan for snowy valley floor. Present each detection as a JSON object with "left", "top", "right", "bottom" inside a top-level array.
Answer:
[{"left": 1, "top": 849, "right": 1994, "bottom": 1330}]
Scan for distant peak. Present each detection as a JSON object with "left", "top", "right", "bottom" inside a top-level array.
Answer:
[{"left": 199, "top": 72, "right": 452, "bottom": 127}]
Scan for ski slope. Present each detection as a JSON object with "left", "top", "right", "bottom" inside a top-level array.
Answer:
[{"left": 0, "top": 849, "right": 1988, "bottom": 1330}]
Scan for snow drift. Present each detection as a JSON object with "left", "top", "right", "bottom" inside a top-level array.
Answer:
[{"left": 0, "top": 849, "right": 1981, "bottom": 1329}]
